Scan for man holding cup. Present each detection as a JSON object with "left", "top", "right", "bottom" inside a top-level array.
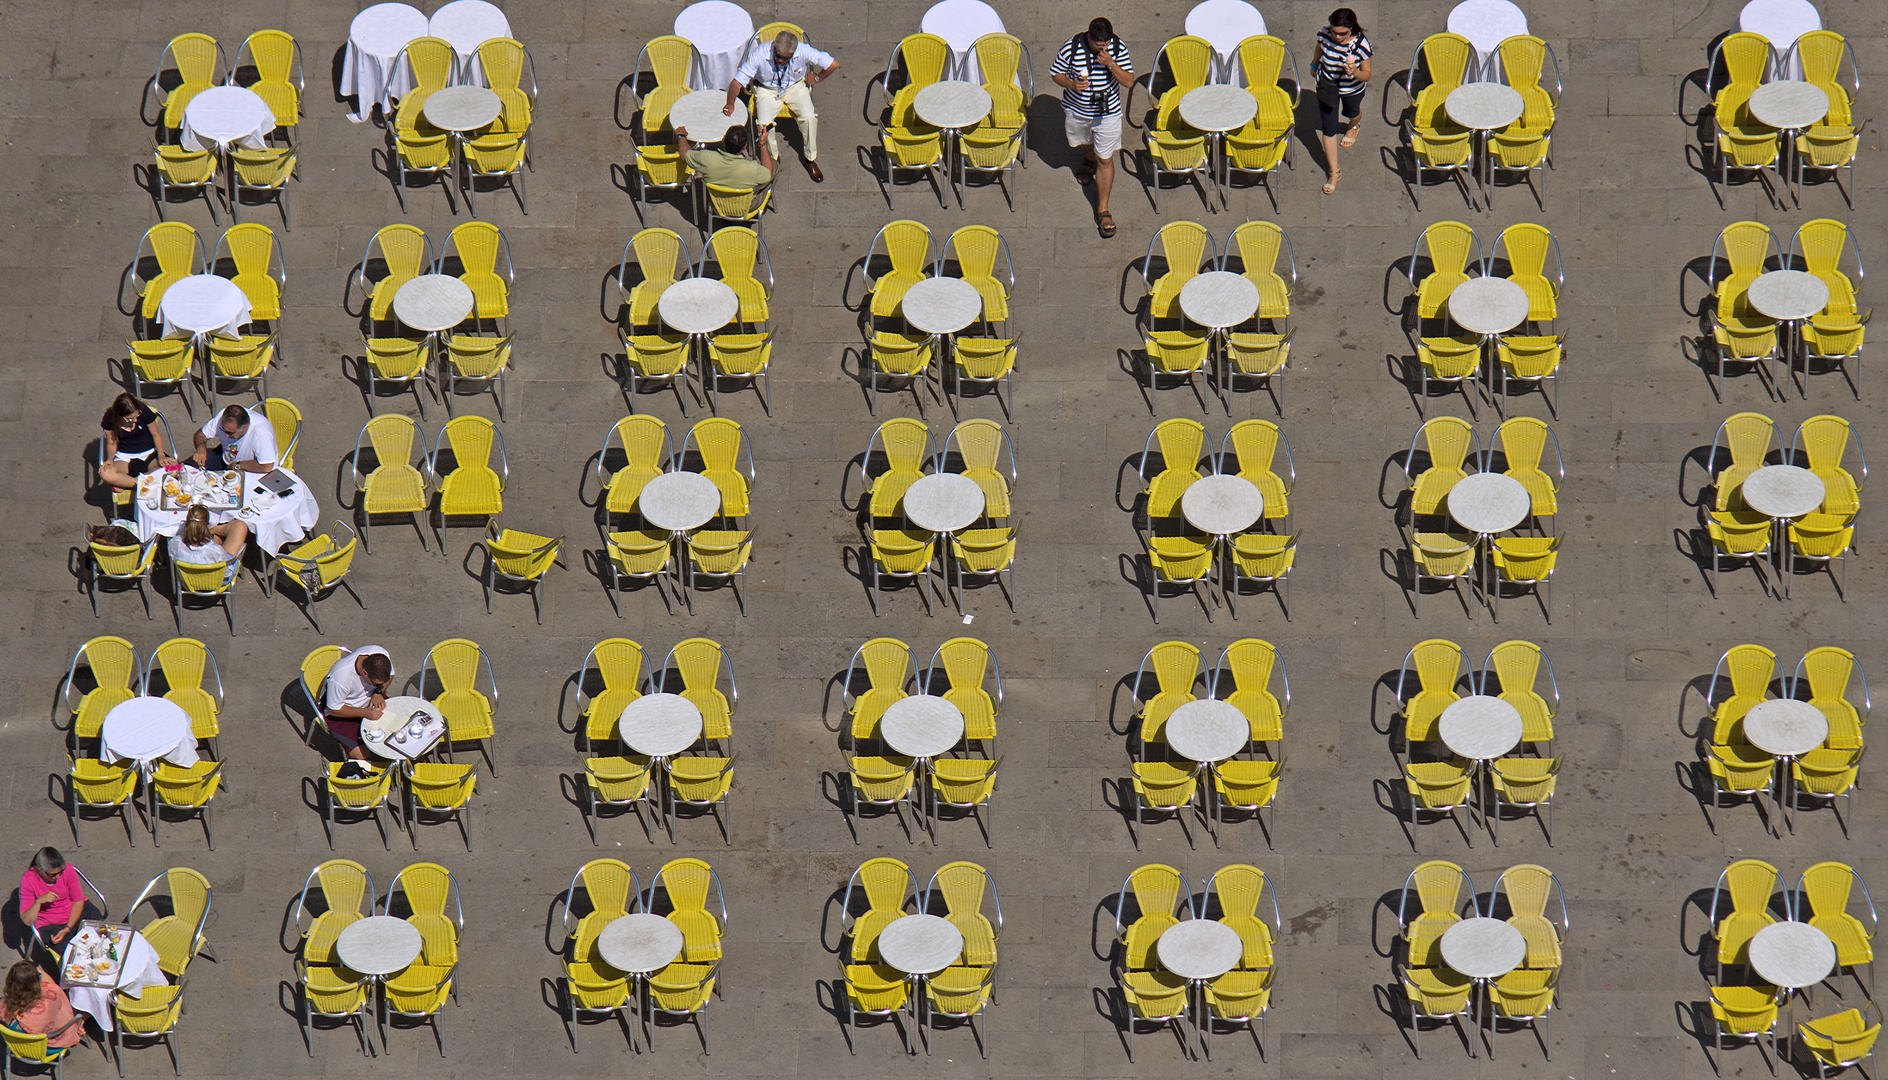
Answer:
[{"left": 1052, "top": 17, "right": 1135, "bottom": 238}]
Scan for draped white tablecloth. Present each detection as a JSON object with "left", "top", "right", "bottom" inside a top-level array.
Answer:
[
  {"left": 62, "top": 929, "right": 167, "bottom": 1033},
  {"left": 99, "top": 697, "right": 200, "bottom": 772},
  {"left": 156, "top": 274, "right": 250, "bottom": 341},
  {"left": 1186, "top": 0, "right": 1266, "bottom": 84},
  {"left": 676, "top": 0, "right": 755, "bottom": 91},
  {"left": 343, "top": 2, "right": 429, "bottom": 122},
  {"left": 1447, "top": 0, "right": 1529, "bottom": 80},
  {"left": 136, "top": 467, "right": 318, "bottom": 556},
  {"left": 921, "top": 0, "right": 1006, "bottom": 82},
  {"left": 179, "top": 86, "right": 275, "bottom": 152},
  {"left": 1740, "top": 0, "right": 1820, "bottom": 76},
  {"left": 431, "top": 0, "right": 512, "bottom": 85}
]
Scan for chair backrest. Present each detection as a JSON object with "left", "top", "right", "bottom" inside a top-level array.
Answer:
[
  {"left": 1204, "top": 863, "right": 1278, "bottom": 930},
  {"left": 1714, "top": 412, "right": 1777, "bottom": 471},
  {"left": 1789, "top": 218, "right": 1858, "bottom": 283},
  {"left": 444, "top": 221, "right": 507, "bottom": 278},
  {"left": 148, "top": 636, "right": 213, "bottom": 697},
  {"left": 946, "top": 419, "right": 1012, "bottom": 476},
  {"left": 931, "top": 637, "right": 995, "bottom": 697},
  {"left": 476, "top": 37, "right": 529, "bottom": 96},
  {"left": 848, "top": 856, "right": 914, "bottom": 914},
  {"left": 849, "top": 637, "right": 912, "bottom": 699},
  {"left": 365, "top": 224, "right": 433, "bottom": 290},
  {"left": 1484, "top": 639, "right": 1547, "bottom": 697},
  {"left": 1406, "top": 639, "right": 1465, "bottom": 696},
  {"left": 971, "top": 33, "right": 1025, "bottom": 94},
  {"left": 426, "top": 638, "right": 492, "bottom": 697},
  {"left": 927, "top": 861, "right": 998, "bottom": 924},
  {"left": 701, "top": 226, "right": 766, "bottom": 284},
  {"left": 1149, "top": 417, "right": 1207, "bottom": 476},
  {"left": 638, "top": 35, "right": 695, "bottom": 91},
  {"left": 398, "top": 37, "right": 457, "bottom": 95},
  {"left": 1141, "top": 641, "right": 1203, "bottom": 701},
  {"left": 261, "top": 397, "right": 300, "bottom": 468},
  {"left": 234, "top": 29, "right": 300, "bottom": 106},
  {"left": 1715, "top": 858, "right": 1780, "bottom": 923},
  {"left": 1412, "top": 33, "right": 1475, "bottom": 94},
  {"left": 298, "top": 859, "right": 374, "bottom": 925},
  {"left": 1713, "top": 221, "right": 1776, "bottom": 286},
  {"left": 571, "top": 858, "right": 640, "bottom": 930},
  {"left": 868, "top": 220, "right": 934, "bottom": 283},
  {"left": 161, "top": 32, "right": 226, "bottom": 93},
  {"left": 441, "top": 415, "right": 498, "bottom": 471},
  {"left": 667, "top": 637, "right": 731, "bottom": 697},
  {"left": 1236, "top": 35, "right": 1290, "bottom": 88},
  {"left": 1493, "top": 864, "right": 1563, "bottom": 922},
  {"left": 1797, "top": 646, "right": 1861, "bottom": 707},
  {"left": 1710, "top": 31, "right": 1774, "bottom": 96},
  {"left": 72, "top": 635, "right": 141, "bottom": 694},
  {"left": 1401, "top": 860, "right": 1474, "bottom": 924},
  {"left": 1225, "top": 419, "right": 1285, "bottom": 477},
  {"left": 1150, "top": 221, "right": 1215, "bottom": 284},
  {"left": 1793, "top": 414, "right": 1855, "bottom": 472},
  {"left": 1495, "top": 35, "right": 1549, "bottom": 95},
  {"left": 1493, "top": 223, "right": 1559, "bottom": 285},
  {"left": 686, "top": 416, "right": 747, "bottom": 474},
  {"left": 216, "top": 221, "right": 280, "bottom": 283},
  {"left": 1495, "top": 416, "right": 1552, "bottom": 473},
  {"left": 941, "top": 225, "right": 1009, "bottom": 285},
  {"left": 1417, "top": 220, "right": 1481, "bottom": 279},
  {"left": 361, "top": 414, "right": 424, "bottom": 474},
  {"left": 1217, "top": 638, "right": 1281, "bottom": 698},
  {"left": 1227, "top": 221, "right": 1289, "bottom": 278},
  {"left": 1121, "top": 863, "right": 1190, "bottom": 925},
  {"left": 1418, "top": 416, "right": 1476, "bottom": 472},
  {"left": 649, "top": 857, "right": 724, "bottom": 920},
  {"left": 624, "top": 227, "right": 688, "bottom": 295},
  {"left": 870, "top": 417, "right": 934, "bottom": 477},
  {"left": 1797, "top": 860, "right": 1866, "bottom": 922},
  {"left": 1152, "top": 36, "right": 1215, "bottom": 99},
  {"left": 891, "top": 33, "right": 951, "bottom": 92},
  {"left": 605, "top": 414, "right": 672, "bottom": 478}
]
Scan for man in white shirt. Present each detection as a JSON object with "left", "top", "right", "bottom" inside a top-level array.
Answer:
[
  {"left": 323, "top": 646, "right": 393, "bottom": 761},
  {"left": 191, "top": 404, "right": 279, "bottom": 474},
  {"left": 723, "top": 31, "right": 840, "bottom": 181}
]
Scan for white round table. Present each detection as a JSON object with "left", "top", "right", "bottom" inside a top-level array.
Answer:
[
  {"left": 1748, "top": 921, "right": 1836, "bottom": 989},
  {"left": 335, "top": 916, "right": 423, "bottom": 976},
  {"left": 1440, "top": 917, "right": 1527, "bottom": 979},
  {"left": 361, "top": 695, "right": 446, "bottom": 761},
  {"left": 1180, "top": 474, "right": 1264, "bottom": 535},
  {"left": 921, "top": 0, "right": 1006, "bottom": 82},
  {"left": 1748, "top": 81, "right": 1830, "bottom": 130},
  {"left": 1747, "top": 270, "right": 1831, "bottom": 322},
  {"left": 99, "top": 697, "right": 198, "bottom": 770},
  {"left": 429, "top": 0, "right": 511, "bottom": 80},
  {"left": 1445, "top": 82, "right": 1524, "bottom": 130},
  {"left": 1178, "top": 85, "right": 1259, "bottom": 133},
  {"left": 1743, "top": 699, "right": 1830, "bottom": 756},
  {"left": 423, "top": 85, "right": 503, "bottom": 132},
  {"left": 901, "top": 473, "right": 986, "bottom": 532},
  {"left": 881, "top": 695, "right": 966, "bottom": 758},
  {"left": 180, "top": 86, "right": 275, "bottom": 153},
  {"left": 670, "top": 89, "right": 750, "bottom": 141},
  {"left": 637, "top": 472, "right": 722, "bottom": 532},
  {"left": 657, "top": 278, "right": 741, "bottom": 335},
  {"left": 1164, "top": 699, "right": 1249, "bottom": 763},
  {"left": 596, "top": 913, "right": 685, "bottom": 974},
  {"left": 618, "top": 693, "right": 705, "bottom": 757},
  {"left": 156, "top": 275, "right": 251, "bottom": 340},
  {"left": 343, "top": 3, "right": 430, "bottom": 122},
  {"left": 878, "top": 914, "right": 964, "bottom": 975},
  {"left": 1739, "top": 0, "right": 1821, "bottom": 53},
  {"left": 1439, "top": 695, "right": 1525, "bottom": 759},
  {"left": 1447, "top": 473, "right": 1531, "bottom": 534},
  {"left": 1448, "top": 276, "right": 1531, "bottom": 335},
  {"left": 901, "top": 278, "right": 984, "bottom": 335},
  {"left": 138, "top": 466, "right": 318, "bottom": 556},
  {"left": 1185, "top": 0, "right": 1267, "bottom": 71},
  {"left": 1741, "top": 465, "right": 1825, "bottom": 519},
  {"left": 675, "top": 0, "right": 755, "bottom": 91},
  {"left": 1448, "top": 0, "right": 1530, "bottom": 65},
  {"left": 914, "top": 82, "right": 993, "bottom": 130},
  {"left": 1156, "top": 920, "right": 1243, "bottom": 980},
  {"left": 1179, "top": 271, "right": 1261, "bottom": 329},
  {"left": 393, "top": 275, "right": 475, "bottom": 332}
]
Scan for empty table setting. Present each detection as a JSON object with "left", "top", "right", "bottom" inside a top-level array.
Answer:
[
  {"left": 429, "top": 0, "right": 512, "bottom": 84},
  {"left": 393, "top": 274, "right": 476, "bottom": 337},
  {"left": 157, "top": 274, "right": 251, "bottom": 344},
  {"left": 617, "top": 692, "right": 706, "bottom": 759},
  {"left": 1440, "top": 916, "right": 1526, "bottom": 981},
  {"left": 99, "top": 697, "right": 199, "bottom": 773},
  {"left": 877, "top": 913, "right": 964, "bottom": 977},
  {"left": 343, "top": 2, "right": 430, "bottom": 122},
  {"left": 636, "top": 472, "right": 723, "bottom": 536},
  {"left": 913, "top": 81, "right": 994, "bottom": 202},
  {"left": 1163, "top": 698, "right": 1249, "bottom": 763},
  {"left": 1443, "top": 83, "right": 1524, "bottom": 201},
  {"left": 901, "top": 472, "right": 985, "bottom": 535},
  {"left": 1746, "top": 269, "right": 1830, "bottom": 372},
  {"left": 881, "top": 694, "right": 966, "bottom": 831},
  {"left": 658, "top": 277, "right": 741, "bottom": 338},
  {"left": 1178, "top": 85, "right": 1259, "bottom": 203},
  {"left": 675, "top": 0, "right": 755, "bottom": 91},
  {"left": 900, "top": 277, "right": 984, "bottom": 339},
  {"left": 920, "top": 0, "right": 1006, "bottom": 81},
  {"left": 1446, "top": 276, "right": 1531, "bottom": 339},
  {"left": 1179, "top": 270, "right": 1260, "bottom": 397},
  {"left": 1742, "top": 697, "right": 1828, "bottom": 828},
  {"left": 179, "top": 86, "right": 275, "bottom": 153},
  {"left": 1748, "top": 919, "right": 1837, "bottom": 1054},
  {"left": 1180, "top": 474, "right": 1264, "bottom": 537}
]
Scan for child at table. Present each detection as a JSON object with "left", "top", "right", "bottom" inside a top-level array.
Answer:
[{"left": 168, "top": 505, "right": 247, "bottom": 587}]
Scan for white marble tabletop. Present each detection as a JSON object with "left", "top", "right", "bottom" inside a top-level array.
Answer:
[
  {"left": 157, "top": 275, "right": 250, "bottom": 336},
  {"left": 422, "top": 85, "right": 503, "bottom": 132},
  {"left": 901, "top": 277, "right": 984, "bottom": 335},
  {"left": 1156, "top": 920, "right": 1243, "bottom": 980},
  {"left": 336, "top": 916, "right": 423, "bottom": 975},
  {"left": 1445, "top": 82, "right": 1525, "bottom": 129},
  {"left": 1448, "top": 0, "right": 1529, "bottom": 55},
  {"left": 1742, "top": 699, "right": 1830, "bottom": 756},
  {"left": 1746, "top": 269, "right": 1831, "bottom": 322},
  {"left": 1741, "top": 464, "right": 1826, "bottom": 519},
  {"left": 1164, "top": 699, "right": 1250, "bottom": 763},
  {"left": 1438, "top": 695, "right": 1525, "bottom": 760},
  {"left": 1181, "top": 474, "right": 1265, "bottom": 536},
  {"left": 393, "top": 274, "right": 476, "bottom": 332},
  {"left": 914, "top": 81, "right": 994, "bottom": 130},
  {"left": 880, "top": 694, "right": 967, "bottom": 758},
  {"left": 670, "top": 89, "right": 749, "bottom": 140},
  {"left": 1441, "top": 917, "right": 1527, "bottom": 979},
  {"left": 637, "top": 471, "right": 723, "bottom": 532},
  {"left": 1447, "top": 276, "right": 1532, "bottom": 335},
  {"left": 1179, "top": 85, "right": 1259, "bottom": 133},
  {"left": 1179, "top": 270, "right": 1262, "bottom": 329},
  {"left": 1447, "top": 472, "right": 1532, "bottom": 534},
  {"left": 596, "top": 913, "right": 685, "bottom": 974},
  {"left": 1748, "top": 80, "right": 1831, "bottom": 129},
  {"left": 902, "top": 472, "right": 986, "bottom": 532},
  {"left": 617, "top": 692, "right": 705, "bottom": 756},
  {"left": 361, "top": 695, "right": 447, "bottom": 762},
  {"left": 1748, "top": 921, "right": 1837, "bottom": 989},
  {"left": 876, "top": 913, "right": 964, "bottom": 975},
  {"left": 658, "top": 277, "right": 742, "bottom": 335}
]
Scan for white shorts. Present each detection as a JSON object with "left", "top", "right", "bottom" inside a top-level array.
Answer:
[{"left": 1065, "top": 110, "right": 1123, "bottom": 158}]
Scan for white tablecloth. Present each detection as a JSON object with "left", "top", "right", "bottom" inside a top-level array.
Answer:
[
  {"left": 1186, "top": 0, "right": 1266, "bottom": 84},
  {"left": 62, "top": 930, "right": 167, "bottom": 1033},
  {"left": 1447, "top": 0, "right": 1529, "bottom": 80},
  {"left": 136, "top": 467, "right": 318, "bottom": 556},
  {"left": 343, "top": 2, "right": 429, "bottom": 122},
  {"left": 1740, "top": 0, "right": 1819, "bottom": 76},
  {"left": 431, "top": 0, "right": 511, "bottom": 85},
  {"left": 675, "top": 0, "right": 755, "bottom": 91},
  {"left": 179, "top": 86, "right": 275, "bottom": 152},
  {"left": 157, "top": 274, "right": 251, "bottom": 340},
  {"left": 99, "top": 698, "right": 200, "bottom": 771},
  {"left": 921, "top": 0, "right": 1006, "bottom": 82}
]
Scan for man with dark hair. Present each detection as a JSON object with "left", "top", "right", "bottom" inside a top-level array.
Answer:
[
  {"left": 323, "top": 645, "right": 394, "bottom": 762},
  {"left": 675, "top": 124, "right": 774, "bottom": 189},
  {"left": 1052, "top": 16, "right": 1135, "bottom": 237},
  {"left": 190, "top": 403, "right": 278, "bottom": 473}
]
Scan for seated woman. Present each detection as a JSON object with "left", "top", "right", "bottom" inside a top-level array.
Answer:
[
  {"left": 97, "top": 393, "right": 175, "bottom": 489},
  {"left": 17, "top": 848, "right": 89, "bottom": 954},
  {"left": 0, "top": 960, "right": 83, "bottom": 1051},
  {"left": 167, "top": 505, "right": 248, "bottom": 587}
]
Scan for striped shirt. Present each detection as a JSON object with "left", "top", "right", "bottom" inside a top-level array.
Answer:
[
  {"left": 1051, "top": 34, "right": 1135, "bottom": 120},
  {"left": 1313, "top": 27, "right": 1372, "bottom": 95}
]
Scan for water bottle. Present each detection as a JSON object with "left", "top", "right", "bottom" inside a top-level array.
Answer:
[{"left": 107, "top": 935, "right": 117, "bottom": 963}]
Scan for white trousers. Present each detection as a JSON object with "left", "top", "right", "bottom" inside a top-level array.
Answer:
[{"left": 753, "top": 81, "right": 819, "bottom": 162}]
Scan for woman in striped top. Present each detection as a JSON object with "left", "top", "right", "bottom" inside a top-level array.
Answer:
[{"left": 1311, "top": 7, "right": 1372, "bottom": 193}]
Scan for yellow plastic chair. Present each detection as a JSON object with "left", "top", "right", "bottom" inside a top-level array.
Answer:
[
  {"left": 868, "top": 528, "right": 936, "bottom": 616},
  {"left": 110, "top": 980, "right": 184, "bottom": 1073},
  {"left": 617, "top": 328, "right": 693, "bottom": 414},
  {"left": 477, "top": 523, "right": 562, "bottom": 621},
  {"left": 560, "top": 907, "right": 634, "bottom": 1051},
  {"left": 598, "top": 415, "right": 673, "bottom": 529},
  {"left": 947, "top": 334, "right": 1018, "bottom": 419},
  {"left": 926, "top": 861, "right": 1001, "bottom": 966},
  {"left": 1792, "top": 414, "right": 1865, "bottom": 518},
  {"left": 149, "top": 760, "right": 222, "bottom": 848},
  {"left": 1405, "top": 416, "right": 1479, "bottom": 518},
  {"left": 664, "top": 753, "right": 735, "bottom": 845},
  {"left": 1488, "top": 757, "right": 1559, "bottom": 842},
  {"left": 66, "top": 756, "right": 139, "bottom": 847},
  {"left": 294, "top": 958, "right": 372, "bottom": 1057},
  {"left": 630, "top": 34, "right": 696, "bottom": 131},
  {"left": 1402, "top": 964, "right": 1474, "bottom": 1059},
  {"left": 441, "top": 221, "right": 513, "bottom": 322},
  {"left": 1414, "top": 329, "right": 1483, "bottom": 418},
  {"left": 1401, "top": 759, "right": 1475, "bottom": 847},
  {"left": 865, "top": 220, "right": 935, "bottom": 321},
  {"left": 1407, "top": 221, "right": 1483, "bottom": 322},
  {"left": 1711, "top": 859, "right": 1781, "bottom": 976},
  {"left": 583, "top": 752, "right": 654, "bottom": 844},
  {"left": 1493, "top": 863, "right": 1567, "bottom": 969},
  {"left": 1233, "top": 35, "right": 1299, "bottom": 146},
  {"left": 1143, "top": 221, "right": 1217, "bottom": 326},
  {"left": 682, "top": 417, "right": 754, "bottom": 521},
  {"left": 1494, "top": 332, "right": 1563, "bottom": 416},
  {"left": 1706, "top": 33, "right": 1782, "bottom": 201},
  {"left": 630, "top": 130, "right": 689, "bottom": 224},
  {"left": 1121, "top": 969, "right": 1192, "bottom": 1061},
  {"left": 462, "top": 128, "right": 528, "bottom": 215},
  {"left": 931, "top": 757, "right": 1000, "bottom": 845},
  {"left": 1222, "top": 221, "right": 1295, "bottom": 323},
  {"left": 230, "top": 145, "right": 296, "bottom": 229},
  {"left": 571, "top": 638, "right": 646, "bottom": 755},
  {"left": 616, "top": 227, "right": 689, "bottom": 330},
  {"left": 1794, "top": 647, "right": 1868, "bottom": 750},
  {"left": 274, "top": 521, "right": 364, "bottom": 633},
  {"left": 132, "top": 221, "right": 206, "bottom": 324},
  {"left": 1203, "top": 966, "right": 1273, "bottom": 1059},
  {"left": 1133, "top": 641, "right": 1202, "bottom": 747},
  {"left": 385, "top": 863, "right": 462, "bottom": 946},
  {"left": 1204, "top": 864, "right": 1281, "bottom": 972},
  {"left": 350, "top": 415, "right": 431, "bottom": 552},
  {"left": 156, "top": 33, "right": 228, "bottom": 130},
  {"left": 923, "top": 963, "right": 993, "bottom": 1057},
  {"left": 1706, "top": 509, "right": 1775, "bottom": 596},
  {"left": 1794, "top": 116, "right": 1860, "bottom": 208},
  {"left": 1128, "top": 759, "right": 1201, "bottom": 850},
  {"left": 874, "top": 85, "right": 947, "bottom": 204},
  {"left": 1144, "top": 533, "right": 1215, "bottom": 623},
  {"left": 403, "top": 761, "right": 476, "bottom": 850},
  {"left": 841, "top": 858, "right": 917, "bottom": 961},
  {"left": 844, "top": 637, "right": 912, "bottom": 744},
  {"left": 971, "top": 31, "right": 1030, "bottom": 112},
  {"left": 1798, "top": 1001, "right": 1882, "bottom": 1078},
  {"left": 355, "top": 331, "right": 426, "bottom": 412},
  {"left": 1489, "top": 536, "right": 1559, "bottom": 622},
  {"left": 392, "top": 128, "right": 455, "bottom": 212},
  {"left": 125, "top": 337, "right": 195, "bottom": 417},
  {"left": 1789, "top": 219, "right": 1869, "bottom": 392},
  {"left": 203, "top": 331, "right": 276, "bottom": 404},
  {"left": 1707, "top": 743, "right": 1776, "bottom": 832},
  {"left": 946, "top": 527, "right": 1016, "bottom": 614},
  {"left": 354, "top": 226, "right": 434, "bottom": 331},
  {"left": 1114, "top": 864, "right": 1192, "bottom": 972},
  {"left": 152, "top": 139, "right": 220, "bottom": 222},
  {"left": 1793, "top": 746, "right": 1862, "bottom": 830},
  {"left": 959, "top": 111, "right": 1026, "bottom": 210},
  {"left": 701, "top": 181, "right": 771, "bottom": 233},
  {"left": 1223, "top": 328, "right": 1291, "bottom": 413},
  {"left": 1787, "top": 512, "right": 1854, "bottom": 600},
  {"left": 1709, "top": 644, "right": 1779, "bottom": 746},
  {"left": 1398, "top": 861, "right": 1475, "bottom": 967},
  {"left": 927, "top": 637, "right": 1001, "bottom": 749},
  {"left": 1138, "top": 39, "right": 1215, "bottom": 214},
  {"left": 841, "top": 961, "right": 911, "bottom": 1054},
  {"left": 1709, "top": 221, "right": 1779, "bottom": 325},
  {"left": 1797, "top": 861, "right": 1877, "bottom": 992},
  {"left": 1399, "top": 36, "right": 1477, "bottom": 209},
  {"left": 864, "top": 329, "right": 934, "bottom": 416},
  {"left": 862, "top": 418, "right": 934, "bottom": 521},
  {"left": 1487, "top": 967, "right": 1557, "bottom": 1059},
  {"left": 382, "top": 915, "right": 455, "bottom": 1055},
  {"left": 665, "top": 637, "right": 736, "bottom": 747},
  {"left": 1214, "top": 638, "right": 1287, "bottom": 750},
  {"left": 1224, "top": 533, "right": 1295, "bottom": 619},
  {"left": 318, "top": 761, "right": 394, "bottom": 849},
  {"left": 703, "top": 331, "right": 774, "bottom": 416},
  {"left": 646, "top": 858, "right": 727, "bottom": 964},
  {"left": 294, "top": 859, "right": 374, "bottom": 960},
  {"left": 1221, "top": 419, "right": 1294, "bottom": 526},
  {"left": 882, "top": 32, "right": 950, "bottom": 110},
  {"left": 1481, "top": 640, "right": 1559, "bottom": 747},
  {"left": 699, "top": 226, "right": 772, "bottom": 328},
  {"left": 844, "top": 750, "right": 917, "bottom": 842},
  {"left": 1410, "top": 530, "right": 1477, "bottom": 617},
  {"left": 1486, "top": 125, "right": 1552, "bottom": 209},
  {"left": 232, "top": 29, "right": 304, "bottom": 130},
  {"left": 1494, "top": 35, "right": 1560, "bottom": 128},
  {"left": 1140, "top": 418, "right": 1206, "bottom": 524},
  {"left": 295, "top": 646, "right": 343, "bottom": 746},
  {"left": 391, "top": 36, "right": 457, "bottom": 126},
  {"left": 428, "top": 415, "right": 508, "bottom": 553},
  {"left": 255, "top": 396, "right": 299, "bottom": 472},
  {"left": 423, "top": 639, "right": 498, "bottom": 773},
  {"left": 475, "top": 37, "right": 536, "bottom": 130},
  {"left": 940, "top": 225, "right": 1013, "bottom": 328},
  {"left": 560, "top": 858, "right": 641, "bottom": 944},
  {"left": 1395, "top": 639, "right": 1467, "bottom": 746},
  {"left": 1709, "top": 412, "right": 1780, "bottom": 511},
  {"left": 1138, "top": 328, "right": 1212, "bottom": 409},
  {"left": 1710, "top": 984, "right": 1782, "bottom": 1067},
  {"left": 1491, "top": 223, "right": 1562, "bottom": 323},
  {"left": 683, "top": 529, "right": 754, "bottom": 614},
  {"left": 84, "top": 528, "right": 158, "bottom": 621},
  {"left": 603, "top": 529, "right": 674, "bottom": 614},
  {"left": 142, "top": 637, "right": 222, "bottom": 759},
  {"left": 169, "top": 557, "right": 237, "bottom": 637}
]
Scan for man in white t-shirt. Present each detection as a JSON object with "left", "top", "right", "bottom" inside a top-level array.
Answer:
[
  {"left": 323, "top": 646, "right": 393, "bottom": 761},
  {"left": 191, "top": 404, "right": 279, "bottom": 473},
  {"left": 723, "top": 31, "right": 840, "bottom": 181}
]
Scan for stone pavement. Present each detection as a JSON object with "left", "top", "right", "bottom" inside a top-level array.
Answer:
[{"left": 0, "top": 0, "right": 1884, "bottom": 1075}]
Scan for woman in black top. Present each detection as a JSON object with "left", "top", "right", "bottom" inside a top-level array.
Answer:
[
  {"left": 98, "top": 392, "right": 175, "bottom": 489},
  {"left": 1312, "top": 7, "right": 1373, "bottom": 193}
]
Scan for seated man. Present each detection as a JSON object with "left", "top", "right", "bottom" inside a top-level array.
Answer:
[
  {"left": 323, "top": 646, "right": 393, "bottom": 763},
  {"left": 675, "top": 125, "right": 774, "bottom": 191},
  {"left": 191, "top": 403, "right": 279, "bottom": 474}
]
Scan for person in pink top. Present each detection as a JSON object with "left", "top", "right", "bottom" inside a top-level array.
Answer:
[
  {"left": 17, "top": 848, "right": 86, "bottom": 949},
  {"left": 0, "top": 960, "right": 83, "bottom": 1050}
]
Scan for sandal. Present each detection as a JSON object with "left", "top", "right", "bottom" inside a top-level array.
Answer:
[
  {"left": 1075, "top": 162, "right": 1096, "bottom": 185},
  {"left": 1340, "top": 128, "right": 1359, "bottom": 148},
  {"left": 1096, "top": 210, "right": 1117, "bottom": 238},
  {"left": 1322, "top": 171, "right": 1340, "bottom": 194}
]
